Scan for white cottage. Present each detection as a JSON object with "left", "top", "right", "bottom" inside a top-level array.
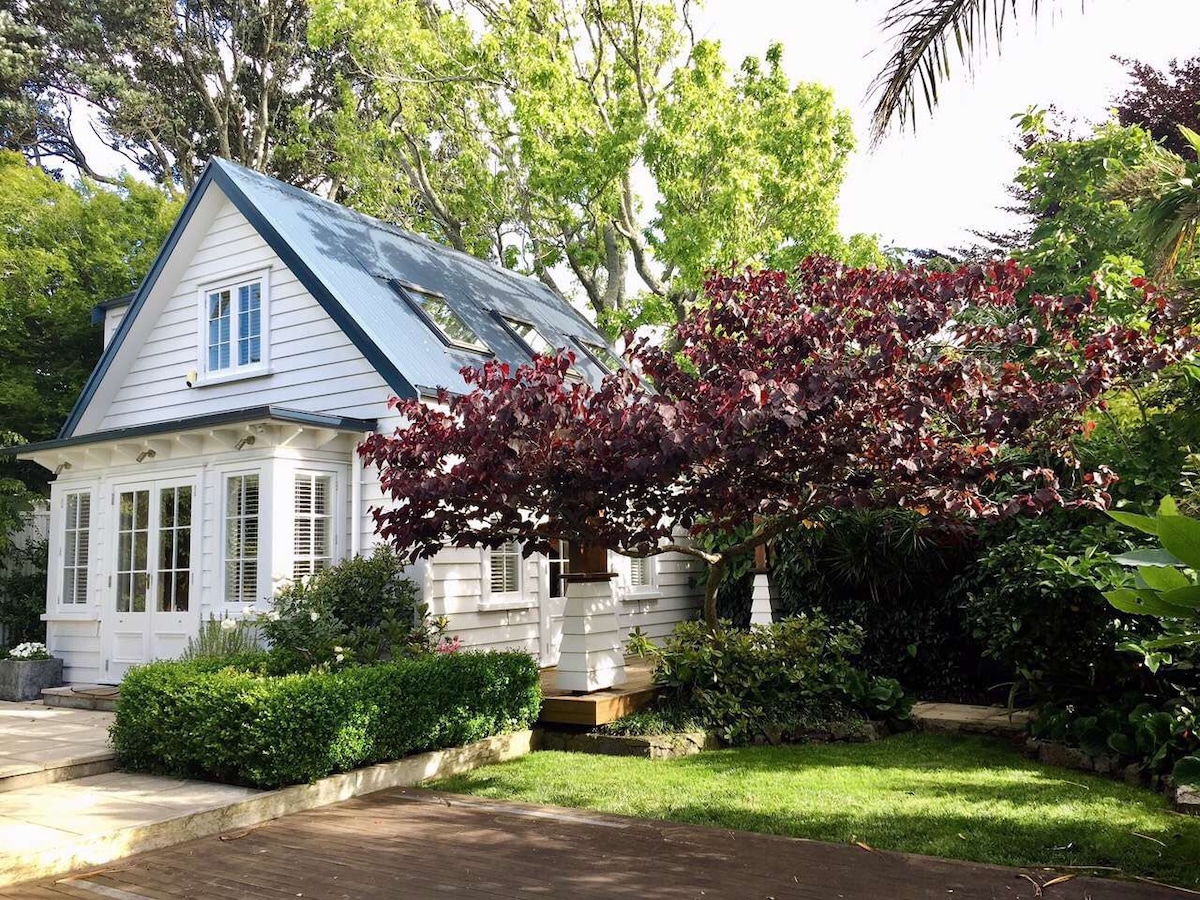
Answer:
[{"left": 15, "top": 159, "right": 705, "bottom": 686}]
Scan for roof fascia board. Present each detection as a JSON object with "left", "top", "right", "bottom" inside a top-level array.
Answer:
[{"left": 11, "top": 405, "right": 377, "bottom": 457}]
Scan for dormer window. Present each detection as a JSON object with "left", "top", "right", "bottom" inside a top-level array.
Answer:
[
  {"left": 395, "top": 281, "right": 490, "bottom": 353},
  {"left": 576, "top": 339, "right": 624, "bottom": 374},
  {"left": 199, "top": 271, "right": 269, "bottom": 380}
]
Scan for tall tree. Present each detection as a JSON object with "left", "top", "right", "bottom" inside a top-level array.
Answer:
[
  {"left": 0, "top": 0, "right": 350, "bottom": 193},
  {"left": 1114, "top": 54, "right": 1200, "bottom": 158},
  {"left": 312, "top": 0, "right": 874, "bottom": 326},
  {"left": 361, "top": 257, "right": 1190, "bottom": 627},
  {"left": 0, "top": 152, "right": 178, "bottom": 461}
]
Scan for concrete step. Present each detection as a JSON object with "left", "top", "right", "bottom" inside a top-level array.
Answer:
[
  {"left": 41, "top": 685, "right": 120, "bottom": 712},
  {"left": 0, "top": 700, "right": 117, "bottom": 794},
  {"left": 912, "top": 701, "right": 1032, "bottom": 737}
]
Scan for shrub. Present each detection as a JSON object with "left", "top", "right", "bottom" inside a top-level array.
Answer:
[
  {"left": 0, "top": 538, "right": 47, "bottom": 645},
  {"left": 182, "top": 615, "right": 261, "bottom": 661},
  {"left": 111, "top": 651, "right": 542, "bottom": 788},
  {"left": 949, "top": 512, "right": 1157, "bottom": 706},
  {"left": 261, "top": 547, "right": 437, "bottom": 671},
  {"left": 772, "top": 511, "right": 995, "bottom": 703},
  {"left": 630, "top": 614, "right": 911, "bottom": 745}
]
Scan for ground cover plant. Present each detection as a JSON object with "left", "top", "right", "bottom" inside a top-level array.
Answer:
[{"left": 435, "top": 733, "right": 1200, "bottom": 888}]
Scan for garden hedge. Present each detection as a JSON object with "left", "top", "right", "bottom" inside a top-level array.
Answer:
[{"left": 111, "top": 651, "right": 542, "bottom": 789}]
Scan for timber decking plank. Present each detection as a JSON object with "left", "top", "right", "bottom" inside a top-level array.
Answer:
[{"left": 2, "top": 786, "right": 1182, "bottom": 899}]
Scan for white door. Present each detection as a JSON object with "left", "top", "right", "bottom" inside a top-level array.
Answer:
[
  {"left": 103, "top": 481, "right": 198, "bottom": 682},
  {"left": 539, "top": 540, "right": 569, "bottom": 666}
]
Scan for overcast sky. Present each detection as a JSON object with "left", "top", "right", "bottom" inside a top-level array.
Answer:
[{"left": 692, "top": 0, "right": 1200, "bottom": 253}]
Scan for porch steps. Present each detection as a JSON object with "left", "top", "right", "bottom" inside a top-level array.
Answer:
[
  {"left": 41, "top": 685, "right": 120, "bottom": 713},
  {"left": 0, "top": 700, "right": 116, "bottom": 795}
]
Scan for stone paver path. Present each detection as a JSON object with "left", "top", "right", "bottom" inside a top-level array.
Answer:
[
  {"left": 0, "top": 700, "right": 114, "bottom": 785},
  {"left": 1, "top": 788, "right": 1181, "bottom": 899}
]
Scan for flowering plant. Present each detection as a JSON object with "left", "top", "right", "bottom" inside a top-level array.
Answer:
[{"left": 5, "top": 642, "right": 51, "bottom": 661}]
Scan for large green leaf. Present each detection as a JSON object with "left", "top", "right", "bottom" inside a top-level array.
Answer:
[
  {"left": 1159, "top": 496, "right": 1180, "bottom": 517},
  {"left": 1107, "top": 510, "right": 1159, "bottom": 535},
  {"left": 1159, "top": 585, "right": 1200, "bottom": 611},
  {"left": 1112, "top": 548, "right": 1185, "bottom": 568},
  {"left": 1104, "top": 588, "right": 1190, "bottom": 618},
  {"left": 1137, "top": 565, "right": 1191, "bottom": 591},
  {"left": 1157, "top": 513, "right": 1200, "bottom": 570},
  {"left": 1144, "top": 632, "right": 1200, "bottom": 650},
  {"left": 1175, "top": 755, "right": 1200, "bottom": 787}
]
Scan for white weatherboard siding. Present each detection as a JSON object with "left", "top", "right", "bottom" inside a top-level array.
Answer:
[
  {"left": 102, "top": 306, "right": 126, "bottom": 349},
  {"left": 97, "top": 196, "right": 394, "bottom": 431}
]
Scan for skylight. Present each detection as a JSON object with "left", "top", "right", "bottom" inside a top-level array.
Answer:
[
  {"left": 400, "top": 284, "right": 489, "bottom": 353},
  {"left": 577, "top": 340, "right": 624, "bottom": 373},
  {"left": 502, "top": 316, "right": 562, "bottom": 356}
]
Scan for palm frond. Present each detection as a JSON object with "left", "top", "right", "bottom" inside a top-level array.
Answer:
[
  {"left": 866, "top": 0, "right": 1059, "bottom": 146},
  {"left": 1109, "top": 127, "right": 1200, "bottom": 280}
]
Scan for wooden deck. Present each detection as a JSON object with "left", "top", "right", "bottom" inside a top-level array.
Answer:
[
  {"left": 538, "top": 655, "right": 657, "bottom": 727},
  {"left": 6, "top": 788, "right": 1180, "bottom": 899}
]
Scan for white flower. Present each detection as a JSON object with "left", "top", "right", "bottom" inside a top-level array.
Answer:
[
  {"left": 333, "top": 646, "right": 344, "bottom": 654},
  {"left": 243, "top": 605, "right": 257, "bottom": 617},
  {"left": 309, "top": 610, "right": 320, "bottom": 622},
  {"left": 220, "top": 618, "right": 238, "bottom": 633},
  {"left": 335, "top": 653, "right": 345, "bottom": 663},
  {"left": 9, "top": 642, "right": 49, "bottom": 660},
  {"left": 266, "top": 610, "right": 280, "bottom": 622}
]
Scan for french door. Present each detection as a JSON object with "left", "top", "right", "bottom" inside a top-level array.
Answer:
[
  {"left": 539, "top": 540, "right": 570, "bottom": 666},
  {"left": 103, "top": 479, "right": 198, "bottom": 682}
]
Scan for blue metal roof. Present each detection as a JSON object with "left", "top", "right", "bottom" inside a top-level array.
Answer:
[{"left": 60, "top": 158, "right": 614, "bottom": 438}]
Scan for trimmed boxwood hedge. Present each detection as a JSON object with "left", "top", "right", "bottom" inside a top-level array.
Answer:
[{"left": 111, "top": 651, "right": 542, "bottom": 789}]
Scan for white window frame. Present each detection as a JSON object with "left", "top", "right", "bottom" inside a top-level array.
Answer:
[
  {"left": 60, "top": 491, "right": 91, "bottom": 607},
  {"left": 293, "top": 470, "right": 336, "bottom": 580},
  {"left": 623, "top": 553, "right": 660, "bottom": 601},
  {"left": 480, "top": 541, "right": 534, "bottom": 610},
  {"left": 196, "top": 268, "right": 271, "bottom": 385},
  {"left": 223, "top": 471, "right": 262, "bottom": 605}
]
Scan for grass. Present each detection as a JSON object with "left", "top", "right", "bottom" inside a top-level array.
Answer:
[{"left": 434, "top": 732, "right": 1200, "bottom": 888}]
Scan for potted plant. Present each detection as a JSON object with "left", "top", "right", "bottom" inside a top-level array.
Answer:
[{"left": 0, "top": 642, "right": 64, "bottom": 701}]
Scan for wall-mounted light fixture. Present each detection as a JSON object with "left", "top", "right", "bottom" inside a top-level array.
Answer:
[
  {"left": 136, "top": 448, "right": 156, "bottom": 463},
  {"left": 235, "top": 435, "right": 256, "bottom": 451},
  {"left": 54, "top": 461, "right": 72, "bottom": 476}
]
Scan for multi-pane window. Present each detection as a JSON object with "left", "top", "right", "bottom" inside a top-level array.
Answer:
[
  {"left": 116, "top": 490, "right": 151, "bottom": 613},
  {"left": 403, "top": 285, "right": 489, "bottom": 352},
  {"left": 293, "top": 473, "right": 333, "bottom": 579},
  {"left": 224, "top": 474, "right": 260, "bottom": 603},
  {"left": 157, "top": 486, "right": 192, "bottom": 612},
  {"left": 489, "top": 541, "right": 521, "bottom": 596},
  {"left": 547, "top": 540, "right": 569, "bottom": 600},
  {"left": 629, "top": 555, "right": 654, "bottom": 590},
  {"left": 205, "top": 278, "right": 263, "bottom": 373},
  {"left": 61, "top": 492, "right": 91, "bottom": 605}
]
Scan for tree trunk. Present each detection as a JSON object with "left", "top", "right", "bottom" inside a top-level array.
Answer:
[{"left": 702, "top": 556, "right": 729, "bottom": 630}]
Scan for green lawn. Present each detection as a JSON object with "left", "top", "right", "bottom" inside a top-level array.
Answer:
[{"left": 434, "top": 732, "right": 1200, "bottom": 888}]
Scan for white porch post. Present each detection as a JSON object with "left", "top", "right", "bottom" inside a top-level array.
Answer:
[
  {"left": 748, "top": 543, "right": 777, "bottom": 626},
  {"left": 555, "top": 544, "right": 626, "bottom": 693}
]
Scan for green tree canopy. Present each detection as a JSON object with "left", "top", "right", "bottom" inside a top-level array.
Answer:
[
  {"left": 311, "top": 0, "right": 877, "bottom": 326},
  {"left": 0, "top": 152, "right": 178, "bottom": 466}
]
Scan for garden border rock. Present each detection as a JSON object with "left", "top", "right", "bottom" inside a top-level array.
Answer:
[{"left": 536, "top": 729, "right": 719, "bottom": 759}]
